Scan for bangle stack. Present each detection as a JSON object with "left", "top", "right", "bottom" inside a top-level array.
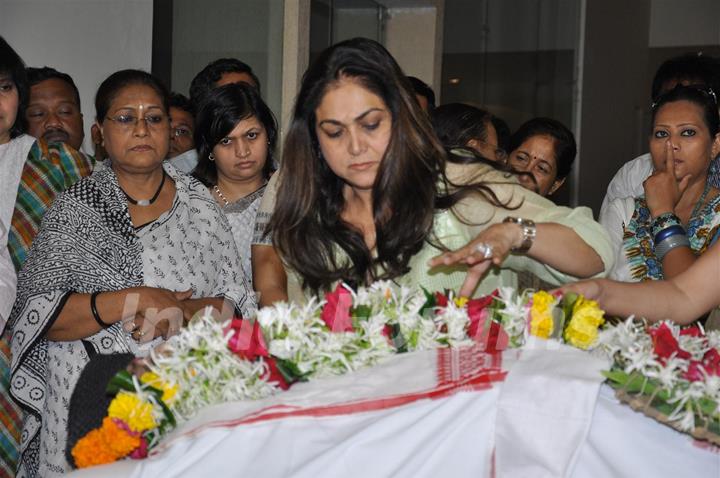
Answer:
[{"left": 652, "top": 213, "right": 690, "bottom": 261}]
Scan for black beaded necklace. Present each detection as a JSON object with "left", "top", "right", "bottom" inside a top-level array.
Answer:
[{"left": 120, "top": 170, "right": 167, "bottom": 206}]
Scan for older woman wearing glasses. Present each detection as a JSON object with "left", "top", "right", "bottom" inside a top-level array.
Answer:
[{"left": 7, "top": 69, "right": 254, "bottom": 476}]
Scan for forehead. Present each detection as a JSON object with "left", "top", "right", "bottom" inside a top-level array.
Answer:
[
  {"left": 216, "top": 71, "right": 256, "bottom": 89},
  {"left": 30, "top": 78, "right": 77, "bottom": 103},
  {"left": 517, "top": 135, "right": 557, "bottom": 161},
  {"left": 228, "top": 115, "right": 262, "bottom": 134},
  {"left": 654, "top": 99, "right": 705, "bottom": 123},
  {"left": 110, "top": 84, "right": 164, "bottom": 109},
  {"left": 316, "top": 78, "right": 387, "bottom": 120},
  {"left": 169, "top": 106, "right": 194, "bottom": 122}
]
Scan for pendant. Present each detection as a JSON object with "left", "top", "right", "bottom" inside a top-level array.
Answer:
[{"left": 136, "top": 199, "right": 151, "bottom": 206}]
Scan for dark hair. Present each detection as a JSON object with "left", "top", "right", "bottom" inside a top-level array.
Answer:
[
  {"left": 491, "top": 114, "right": 511, "bottom": 151},
  {"left": 407, "top": 76, "right": 436, "bottom": 111},
  {"left": 0, "top": 36, "right": 28, "bottom": 138},
  {"left": 26, "top": 66, "right": 81, "bottom": 108},
  {"left": 651, "top": 85, "right": 720, "bottom": 137},
  {"left": 431, "top": 103, "right": 493, "bottom": 152},
  {"left": 651, "top": 53, "right": 720, "bottom": 102},
  {"left": 269, "top": 38, "right": 506, "bottom": 294},
  {"left": 193, "top": 82, "right": 277, "bottom": 185},
  {"left": 169, "top": 91, "right": 195, "bottom": 117},
  {"left": 95, "top": 69, "right": 169, "bottom": 122},
  {"left": 507, "top": 117, "right": 577, "bottom": 180},
  {"left": 189, "top": 58, "right": 261, "bottom": 107}
]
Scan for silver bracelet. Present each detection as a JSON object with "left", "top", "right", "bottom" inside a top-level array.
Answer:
[
  {"left": 655, "top": 233, "right": 690, "bottom": 261},
  {"left": 502, "top": 217, "right": 536, "bottom": 253}
]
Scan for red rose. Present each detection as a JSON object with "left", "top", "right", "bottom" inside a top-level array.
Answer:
[
  {"left": 649, "top": 323, "right": 690, "bottom": 360},
  {"left": 227, "top": 317, "right": 269, "bottom": 361},
  {"left": 680, "top": 326, "right": 703, "bottom": 337},
  {"left": 684, "top": 361, "right": 706, "bottom": 382},
  {"left": 435, "top": 292, "right": 449, "bottom": 308},
  {"left": 264, "top": 357, "right": 291, "bottom": 390},
  {"left": 702, "top": 348, "right": 720, "bottom": 376},
  {"left": 321, "top": 284, "right": 354, "bottom": 332}
]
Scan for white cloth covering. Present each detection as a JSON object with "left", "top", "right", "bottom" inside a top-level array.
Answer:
[
  {"left": 66, "top": 343, "right": 720, "bottom": 478},
  {"left": 494, "top": 339, "right": 610, "bottom": 478}
]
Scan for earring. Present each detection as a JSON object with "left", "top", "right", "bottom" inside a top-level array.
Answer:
[{"left": 209, "top": 153, "right": 215, "bottom": 161}]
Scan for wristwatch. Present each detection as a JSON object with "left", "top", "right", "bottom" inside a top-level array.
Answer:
[{"left": 503, "top": 217, "right": 536, "bottom": 253}]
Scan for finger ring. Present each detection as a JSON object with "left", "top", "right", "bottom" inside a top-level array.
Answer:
[{"left": 474, "top": 242, "right": 494, "bottom": 259}]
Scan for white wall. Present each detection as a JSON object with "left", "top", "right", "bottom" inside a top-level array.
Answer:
[
  {"left": 385, "top": 7, "right": 439, "bottom": 89},
  {"left": 0, "top": 0, "right": 154, "bottom": 153}
]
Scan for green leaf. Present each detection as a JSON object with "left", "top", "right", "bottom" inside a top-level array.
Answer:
[
  {"left": 156, "top": 397, "right": 176, "bottom": 432},
  {"left": 419, "top": 287, "right": 436, "bottom": 318},
  {"left": 275, "top": 358, "right": 310, "bottom": 383},
  {"left": 352, "top": 305, "right": 372, "bottom": 323},
  {"left": 603, "top": 369, "right": 629, "bottom": 386},
  {"left": 106, "top": 370, "right": 136, "bottom": 395},
  {"left": 390, "top": 323, "right": 407, "bottom": 353}
]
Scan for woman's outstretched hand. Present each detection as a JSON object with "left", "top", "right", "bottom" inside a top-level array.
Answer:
[
  {"left": 428, "top": 222, "right": 522, "bottom": 297},
  {"left": 555, "top": 279, "right": 604, "bottom": 302}
]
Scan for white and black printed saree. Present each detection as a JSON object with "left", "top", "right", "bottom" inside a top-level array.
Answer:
[{"left": 6, "top": 162, "right": 254, "bottom": 476}]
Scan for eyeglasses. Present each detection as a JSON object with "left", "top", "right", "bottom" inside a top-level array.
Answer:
[
  {"left": 105, "top": 113, "right": 168, "bottom": 129},
  {"left": 172, "top": 127, "right": 192, "bottom": 138},
  {"left": 470, "top": 139, "right": 508, "bottom": 163}
]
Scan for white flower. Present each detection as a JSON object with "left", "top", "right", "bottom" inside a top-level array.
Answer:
[{"left": 644, "top": 356, "right": 687, "bottom": 390}]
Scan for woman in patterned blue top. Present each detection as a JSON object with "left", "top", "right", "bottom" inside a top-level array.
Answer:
[{"left": 602, "top": 85, "right": 720, "bottom": 283}]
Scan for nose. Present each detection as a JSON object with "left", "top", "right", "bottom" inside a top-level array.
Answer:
[
  {"left": 235, "top": 139, "right": 251, "bottom": 158},
  {"left": 45, "top": 110, "right": 62, "bottom": 129},
  {"left": 133, "top": 117, "right": 149, "bottom": 137},
  {"left": 667, "top": 138, "right": 680, "bottom": 150},
  {"left": 347, "top": 129, "right": 365, "bottom": 156}
]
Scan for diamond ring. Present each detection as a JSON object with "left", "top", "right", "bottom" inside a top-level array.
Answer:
[{"left": 474, "top": 242, "right": 494, "bottom": 259}]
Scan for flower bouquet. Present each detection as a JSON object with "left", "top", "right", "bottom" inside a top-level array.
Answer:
[
  {"left": 70, "top": 282, "right": 605, "bottom": 468},
  {"left": 600, "top": 319, "right": 720, "bottom": 445}
]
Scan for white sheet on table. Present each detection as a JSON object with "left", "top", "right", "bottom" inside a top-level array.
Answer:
[
  {"left": 67, "top": 347, "right": 720, "bottom": 478},
  {"left": 494, "top": 339, "right": 610, "bottom": 478}
]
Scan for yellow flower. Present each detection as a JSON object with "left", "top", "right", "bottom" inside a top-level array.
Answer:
[
  {"left": 140, "top": 371, "right": 178, "bottom": 403},
  {"left": 71, "top": 417, "right": 140, "bottom": 468},
  {"left": 454, "top": 297, "right": 469, "bottom": 308},
  {"left": 529, "top": 291, "right": 556, "bottom": 339},
  {"left": 564, "top": 296, "right": 605, "bottom": 349},
  {"left": 108, "top": 391, "right": 158, "bottom": 432}
]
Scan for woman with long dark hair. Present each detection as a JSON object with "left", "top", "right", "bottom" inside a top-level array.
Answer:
[{"left": 261, "top": 38, "right": 613, "bottom": 302}]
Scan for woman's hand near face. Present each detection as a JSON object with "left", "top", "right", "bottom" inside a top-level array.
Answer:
[{"left": 644, "top": 140, "right": 692, "bottom": 217}]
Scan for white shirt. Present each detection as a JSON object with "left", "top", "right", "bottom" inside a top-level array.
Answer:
[{"left": 599, "top": 153, "right": 653, "bottom": 222}]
